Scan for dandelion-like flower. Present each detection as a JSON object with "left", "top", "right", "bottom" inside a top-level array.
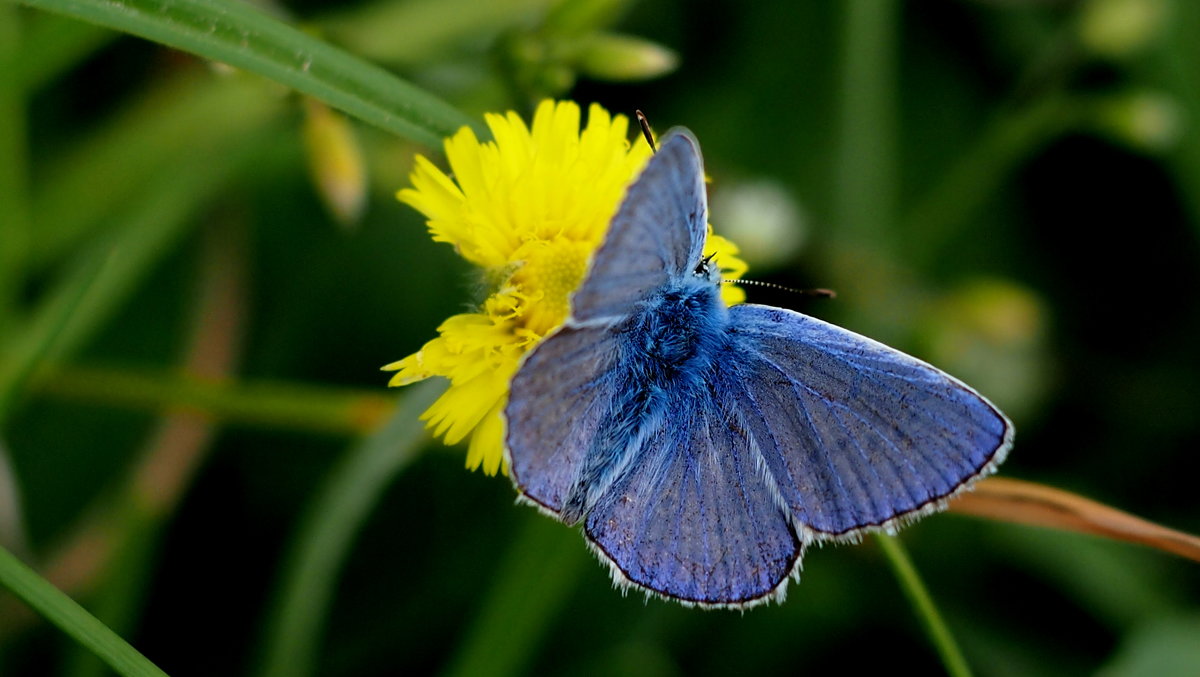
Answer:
[{"left": 384, "top": 100, "right": 748, "bottom": 475}]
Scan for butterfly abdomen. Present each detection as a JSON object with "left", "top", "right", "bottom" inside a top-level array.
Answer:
[{"left": 558, "top": 279, "right": 727, "bottom": 525}]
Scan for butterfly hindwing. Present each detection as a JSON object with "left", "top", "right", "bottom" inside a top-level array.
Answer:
[
  {"left": 506, "top": 324, "right": 625, "bottom": 513},
  {"left": 570, "top": 131, "right": 708, "bottom": 325},
  {"left": 583, "top": 377, "right": 800, "bottom": 607},
  {"left": 725, "top": 304, "right": 1013, "bottom": 537}
]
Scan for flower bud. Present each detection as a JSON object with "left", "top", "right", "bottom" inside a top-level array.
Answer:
[
  {"left": 302, "top": 99, "right": 367, "bottom": 227},
  {"left": 576, "top": 33, "right": 679, "bottom": 82}
]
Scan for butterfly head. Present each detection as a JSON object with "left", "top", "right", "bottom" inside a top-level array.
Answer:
[{"left": 693, "top": 252, "right": 722, "bottom": 286}]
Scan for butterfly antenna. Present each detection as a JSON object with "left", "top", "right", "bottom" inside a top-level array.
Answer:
[
  {"left": 636, "top": 110, "right": 657, "bottom": 153},
  {"left": 726, "top": 279, "right": 836, "bottom": 298}
]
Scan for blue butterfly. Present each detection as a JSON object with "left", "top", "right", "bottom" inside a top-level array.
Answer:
[{"left": 504, "top": 129, "right": 1013, "bottom": 609}]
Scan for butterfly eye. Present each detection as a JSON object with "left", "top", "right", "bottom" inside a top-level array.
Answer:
[{"left": 694, "top": 253, "right": 718, "bottom": 280}]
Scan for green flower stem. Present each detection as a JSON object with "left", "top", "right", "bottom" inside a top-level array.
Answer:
[
  {"left": 875, "top": 534, "right": 972, "bottom": 677},
  {"left": 0, "top": 545, "right": 168, "bottom": 677},
  {"left": 256, "top": 380, "right": 441, "bottom": 677},
  {"left": 26, "top": 363, "right": 397, "bottom": 435},
  {"left": 19, "top": 0, "right": 473, "bottom": 146}
]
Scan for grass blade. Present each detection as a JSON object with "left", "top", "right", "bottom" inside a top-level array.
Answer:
[
  {"left": 0, "top": 545, "right": 168, "bottom": 677},
  {"left": 0, "top": 246, "right": 107, "bottom": 428},
  {"left": 19, "top": 0, "right": 472, "bottom": 145}
]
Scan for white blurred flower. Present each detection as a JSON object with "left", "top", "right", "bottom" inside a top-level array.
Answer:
[{"left": 710, "top": 179, "right": 807, "bottom": 270}]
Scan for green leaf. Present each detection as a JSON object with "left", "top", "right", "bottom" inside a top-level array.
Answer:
[
  {"left": 0, "top": 545, "right": 168, "bottom": 677},
  {"left": 19, "top": 0, "right": 472, "bottom": 146}
]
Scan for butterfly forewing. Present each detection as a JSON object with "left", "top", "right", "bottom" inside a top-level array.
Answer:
[
  {"left": 569, "top": 131, "right": 708, "bottom": 325},
  {"left": 726, "top": 304, "right": 1012, "bottom": 537}
]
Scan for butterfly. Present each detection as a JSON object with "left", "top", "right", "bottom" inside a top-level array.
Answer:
[{"left": 504, "top": 129, "right": 1013, "bottom": 609}]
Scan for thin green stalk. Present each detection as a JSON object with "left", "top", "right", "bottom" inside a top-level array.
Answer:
[
  {"left": 19, "top": 0, "right": 472, "bottom": 146},
  {"left": 256, "top": 380, "right": 441, "bottom": 677},
  {"left": 834, "top": 0, "right": 899, "bottom": 249},
  {"left": 28, "top": 363, "right": 396, "bottom": 435},
  {"left": 0, "top": 545, "right": 168, "bottom": 677},
  {"left": 0, "top": 248, "right": 107, "bottom": 428},
  {"left": 875, "top": 534, "right": 972, "bottom": 677}
]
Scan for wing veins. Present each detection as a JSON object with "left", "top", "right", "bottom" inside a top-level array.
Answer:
[
  {"left": 746, "top": 351, "right": 864, "bottom": 528},
  {"left": 752, "top": 349, "right": 964, "bottom": 507},
  {"left": 751, "top": 342, "right": 986, "bottom": 482}
]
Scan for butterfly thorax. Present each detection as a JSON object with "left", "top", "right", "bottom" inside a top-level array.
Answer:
[{"left": 621, "top": 277, "right": 727, "bottom": 375}]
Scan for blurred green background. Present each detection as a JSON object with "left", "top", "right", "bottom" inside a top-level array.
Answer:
[{"left": 2, "top": 0, "right": 1200, "bottom": 675}]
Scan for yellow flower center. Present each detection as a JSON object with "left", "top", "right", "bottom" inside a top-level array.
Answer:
[{"left": 510, "top": 238, "right": 593, "bottom": 337}]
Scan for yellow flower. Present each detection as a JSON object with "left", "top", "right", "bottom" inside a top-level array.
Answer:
[{"left": 384, "top": 100, "right": 748, "bottom": 475}]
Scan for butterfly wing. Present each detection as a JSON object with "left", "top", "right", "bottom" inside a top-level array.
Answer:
[
  {"left": 506, "top": 323, "right": 623, "bottom": 513},
  {"left": 569, "top": 130, "right": 708, "bottom": 324},
  {"left": 726, "top": 304, "right": 1014, "bottom": 537},
  {"left": 507, "top": 129, "right": 708, "bottom": 513},
  {"left": 583, "top": 378, "right": 801, "bottom": 607}
]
